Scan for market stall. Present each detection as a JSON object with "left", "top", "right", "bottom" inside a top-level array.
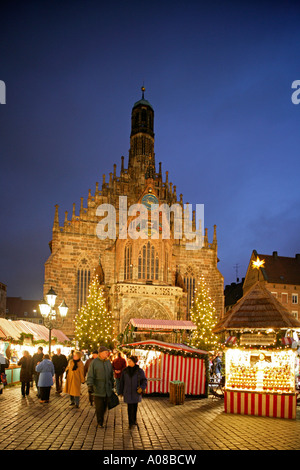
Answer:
[
  {"left": 0, "top": 318, "right": 71, "bottom": 384},
  {"left": 120, "top": 339, "right": 209, "bottom": 397},
  {"left": 123, "top": 318, "right": 197, "bottom": 344},
  {"left": 214, "top": 282, "right": 300, "bottom": 419}
]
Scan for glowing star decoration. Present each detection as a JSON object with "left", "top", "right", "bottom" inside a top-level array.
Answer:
[
  {"left": 252, "top": 256, "right": 265, "bottom": 270},
  {"left": 252, "top": 256, "right": 265, "bottom": 281}
]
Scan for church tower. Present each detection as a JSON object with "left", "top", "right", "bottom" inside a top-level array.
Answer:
[{"left": 128, "top": 86, "right": 155, "bottom": 180}]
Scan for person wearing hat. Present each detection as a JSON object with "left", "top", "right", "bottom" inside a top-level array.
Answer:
[
  {"left": 84, "top": 350, "right": 99, "bottom": 406},
  {"left": 119, "top": 355, "right": 147, "bottom": 428},
  {"left": 86, "top": 346, "right": 114, "bottom": 427}
]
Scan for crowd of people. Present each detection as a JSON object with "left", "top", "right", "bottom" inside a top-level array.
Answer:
[{"left": 2, "top": 345, "right": 148, "bottom": 429}]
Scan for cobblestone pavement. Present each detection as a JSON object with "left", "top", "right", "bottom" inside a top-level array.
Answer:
[{"left": 0, "top": 384, "right": 300, "bottom": 451}]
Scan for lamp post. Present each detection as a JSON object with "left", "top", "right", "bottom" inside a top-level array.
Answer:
[{"left": 39, "top": 287, "right": 68, "bottom": 356}]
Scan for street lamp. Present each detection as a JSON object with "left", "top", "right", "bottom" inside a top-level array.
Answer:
[{"left": 39, "top": 287, "right": 68, "bottom": 355}]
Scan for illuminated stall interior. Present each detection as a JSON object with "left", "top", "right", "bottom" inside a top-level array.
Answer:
[
  {"left": 214, "top": 282, "right": 300, "bottom": 418},
  {"left": 0, "top": 318, "right": 71, "bottom": 363}
]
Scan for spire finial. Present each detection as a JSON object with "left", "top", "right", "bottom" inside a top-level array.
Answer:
[
  {"left": 53, "top": 204, "right": 59, "bottom": 231},
  {"left": 141, "top": 84, "right": 145, "bottom": 99}
]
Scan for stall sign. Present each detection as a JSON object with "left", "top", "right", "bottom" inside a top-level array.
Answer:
[
  {"left": 23, "top": 337, "right": 33, "bottom": 346},
  {"left": 240, "top": 333, "right": 276, "bottom": 346}
]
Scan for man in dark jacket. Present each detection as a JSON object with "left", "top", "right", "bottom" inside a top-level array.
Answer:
[
  {"left": 52, "top": 348, "right": 68, "bottom": 394},
  {"left": 18, "top": 351, "right": 33, "bottom": 397},
  {"left": 86, "top": 346, "right": 113, "bottom": 428},
  {"left": 84, "top": 350, "right": 98, "bottom": 405},
  {"left": 32, "top": 346, "right": 44, "bottom": 397},
  {"left": 112, "top": 352, "right": 127, "bottom": 395}
]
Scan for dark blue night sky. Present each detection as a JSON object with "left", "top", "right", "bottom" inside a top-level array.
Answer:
[{"left": 1, "top": 0, "right": 299, "bottom": 300}]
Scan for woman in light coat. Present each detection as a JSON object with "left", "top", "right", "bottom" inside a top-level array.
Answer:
[
  {"left": 64, "top": 351, "right": 85, "bottom": 408},
  {"left": 35, "top": 354, "right": 55, "bottom": 403}
]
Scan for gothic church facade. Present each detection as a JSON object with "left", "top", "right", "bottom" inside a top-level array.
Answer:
[{"left": 43, "top": 89, "right": 224, "bottom": 338}]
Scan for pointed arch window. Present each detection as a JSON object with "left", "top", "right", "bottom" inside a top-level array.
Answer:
[
  {"left": 141, "top": 109, "right": 147, "bottom": 127},
  {"left": 164, "top": 250, "right": 169, "bottom": 282},
  {"left": 77, "top": 261, "right": 91, "bottom": 310},
  {"left": 138, "top": 242, "right": 159, "bottom": 281},
  {"left": 124, "top": 244, "right": 133, "bottom": 280},
  {"left": 184, "top": 267, "right": 196, "bottom": 318}
]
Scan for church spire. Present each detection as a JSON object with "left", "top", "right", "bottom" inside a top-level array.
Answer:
[
  {"left": 53, "top": 204, "right": 59, "bottom": 232},
  {"left": 128, "top": 86, "right": 155, "bottom": 177}
]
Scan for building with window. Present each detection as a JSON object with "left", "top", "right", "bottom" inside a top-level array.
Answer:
[
  {"left": 43, "top": 89, "right": 224, "bottom": 338},
  {"left": 0, "top": 282, "right": 7, "bottom": 318},
  {"left": 6, "top": 297, "right": 42, "bottom": 324},
  {"left": 243, "top": 250, "right": 300, "bottom": 320}
]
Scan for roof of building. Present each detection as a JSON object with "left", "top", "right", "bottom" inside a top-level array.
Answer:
[
  {"left": 214, "top": 281, "right": 300, "bottom": 333},
  {"left": 253, "top": 250, "right": 300, "bottom": 285},
  {"left": 132, "top": 98, "right": 153, "bottom": 110},
  {"left": 6, "top": 297, "right": 42, "bottom": 318},
  {"left": 224, "top": 280, "right": 244, "bottom": 308},
  {"left": 121, "top": 339, "right": 208, "bottom": 356},
  {"left": 0, "top": 318, "right": 69, "bottom": 343},
  {"left": 132, "top": 86, "right": 154, "bottom": 110},
  {"left": 127, "top": 318, "right": 197, "bottom": 330}
]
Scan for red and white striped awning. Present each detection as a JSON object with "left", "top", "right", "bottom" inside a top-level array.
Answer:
[
  {"left": 128, "top": 318, "right": 197, "bottom": 330},
  {"left": 0, "top": 318, "right": 69, "bottom": 343}
]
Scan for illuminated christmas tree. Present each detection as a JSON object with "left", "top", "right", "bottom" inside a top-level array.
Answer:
[
  {"left": 74, "top": 275, "right": 114, "bottom": 350},
  {"left": 190, "top": 276, "right": 220, "bottom": 351}
]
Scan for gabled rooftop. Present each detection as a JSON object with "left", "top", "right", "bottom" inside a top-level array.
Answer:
[
  {"left": 252, "top": 250, "right": 300, "bottom": 285},
  {"left": 214, "top": 281, "right": 300, "bottom": 333}
]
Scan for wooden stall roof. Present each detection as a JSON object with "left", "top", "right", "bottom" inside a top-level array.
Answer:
[
  {"left": 126, "top": 318, "right": 197, "bottom": 330},
  {"left": 0, "top": 318, "right": 70, "bottom": 343},
  {"left": 213, "top": 281, "right": 300, "bottom": 333}
]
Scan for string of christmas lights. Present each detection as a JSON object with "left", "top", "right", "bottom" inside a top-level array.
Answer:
[
  {"left": 190, "top": 275, "right": 221, "bottom": 352},
  {"left": 74, "top": 275, "right": 115, "bottom": 350}
]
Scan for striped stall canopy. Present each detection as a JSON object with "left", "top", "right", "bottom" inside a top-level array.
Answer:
[
  {"left": 0, "top": 318, "right": 69, "bottom": 343},
  {"left": 127, "top": 318, "right": 197, "bottom": 330},
  {"left": 224, "top": 390, "right": 297, "bottom": 420},
  {"left": 122, "top": 339, "right": 207, "bottom": 355},
  {"left": 121, "top": 340, "right": 208, "bottom": 396}
]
